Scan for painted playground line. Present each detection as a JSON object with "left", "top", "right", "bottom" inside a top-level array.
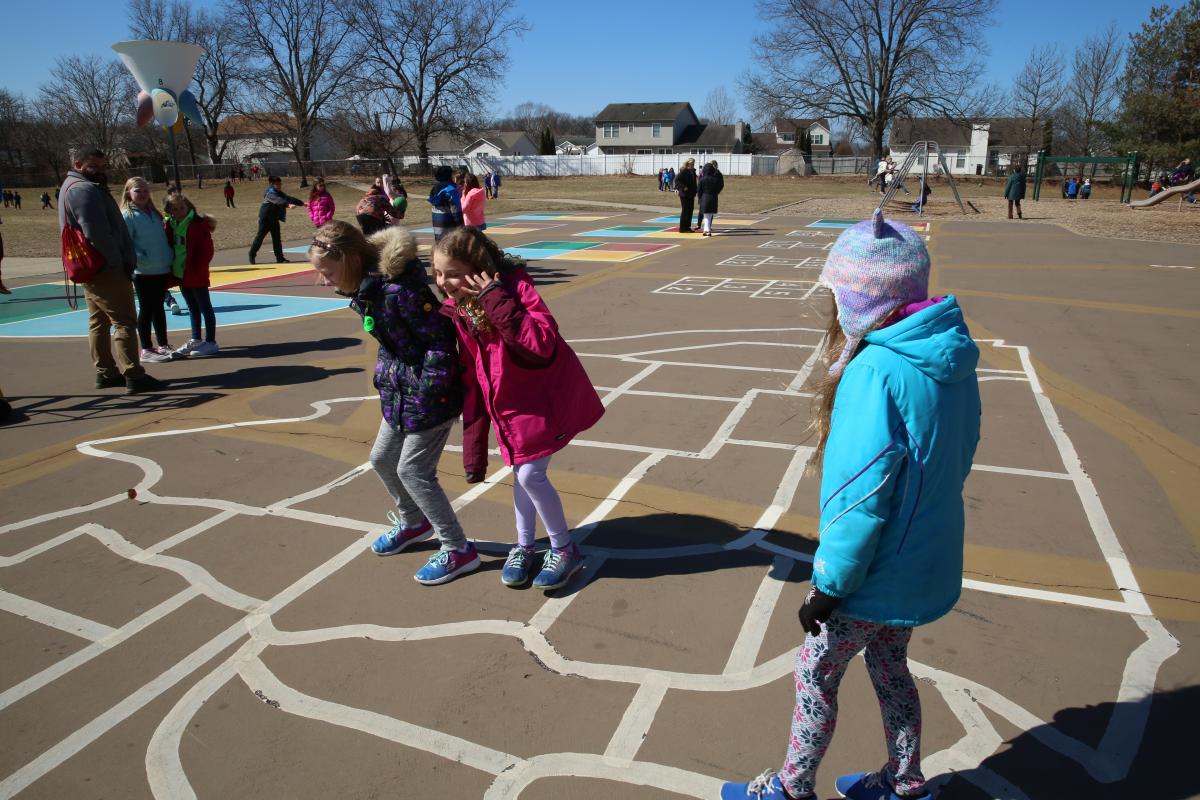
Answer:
[
  {"left": 504, "top": 240, "right": 677, "bottom": 263},
  {"left": 0, "top": 328, "right": 1177, "bottom": 798},
  {"left": 0, "top": 289, "right": 345, "bottom": 338}
]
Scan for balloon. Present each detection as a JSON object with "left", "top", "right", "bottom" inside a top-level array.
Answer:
[
  {"left": 178, "top": 90, "right": 204, "bottom": 127},
  {"left": 112, "top": 40, "right": 202, "bottom": 96},
  {"left": 151, "top": 87, "right": 179, "bottom": 128},
  {"left": 171, "top": 116, "right": 185, "bottom": 134},
  {"left": 135, "top": 91, "right": 154, "bottom": 128}
]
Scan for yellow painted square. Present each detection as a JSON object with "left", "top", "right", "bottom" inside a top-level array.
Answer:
[
  {"left": 486, "top": 226, "right": 539, "bottom": 235},
  {"left": 641, "top": 231, "right": 700, "bottom": 239},
  {"left": 552, "top": 250, "right": 638, "bottom": 262}
]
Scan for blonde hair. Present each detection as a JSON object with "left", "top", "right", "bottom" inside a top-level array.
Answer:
[
  {"left": 433, "top": 227, "right": 510, "bottom": 333},
  {"left": 121, "top": 177, "right": 161, "bottom": 216},
  {"left": 314, "top": 219, "right": 379, "bottom": 294}
]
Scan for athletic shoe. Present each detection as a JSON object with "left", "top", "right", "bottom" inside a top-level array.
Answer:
[
  {"left": 175, "top": 339, "right": 203, "bottom": 357},
  {"left": 720, "top": 770, "right": 811, "bottom": 799},
  {"left": 126, "top": 374, "right": 167, "bottom": 394},
  {"left": 413, "top": 543, "right": 480, "bottom": 585},
  {"left": 531, "top": 544, "right": 584, "bottom": 591},
  {"left": 140, "top": 348, "right": 173, "bottom": 364},
  {"left": 371, "top": 513, "right": 433, "bottom": 556},
  {"left": 189, "top": 341, "right": 220, "bottom": 357},
  {"left": 500, "top": 545, "right": 537, "bottom": 588},
  {"left": 169, "top": 303, "right": 186, "bottom": 316},
  {"left": 834, "top": 771, "right": 930, "bottom": 799},
  {"left": 95, "top": 373, "right": 125, "bottom": 389}
]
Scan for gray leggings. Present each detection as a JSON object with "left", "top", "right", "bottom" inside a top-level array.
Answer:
[{"left": 369, "top": 418, "right": 466, "bottom": 550}]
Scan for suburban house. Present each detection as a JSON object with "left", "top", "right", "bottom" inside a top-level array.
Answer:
[
  {"left": 556, "top": 136, "right": 597, "bottom": 155},
  {"left": 400, "top": 130, "right": 537, "bottom": 158},
  {"left": 215, "top": 113, "right": 344, "bottom": 165},
  {"left": 887, "top": 117, "right": 1052, "bottom": 175},
  {"left": 750, "top": 118, "right": 833, "bottom": 156},
  {"left": 593, "top": 102, "right": 748, "bottom": 155}
]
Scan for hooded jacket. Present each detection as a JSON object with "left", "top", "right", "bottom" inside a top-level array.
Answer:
[
  {"left": 442, "top": 262, "right": 604, "bottom": 472},
  {"left": 123, "top": 205, "right": 174, "bottom": 276},
  {"left": 165, "top": 214, "right": 217, "bottom": 289},
  {"left": 812, "top": 296, "right": 980, "bottom": 626},
  {"left": 308, "top": 190, "right": 335, "bottom": 226},
  {"left": 351, "top": 226, "right": 463, "bottom": 432}
]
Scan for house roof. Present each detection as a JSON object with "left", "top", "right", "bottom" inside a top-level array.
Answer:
[
  {"left": 218, "top": 113, "right": 296, "bottom": 136},
  {"left": 557, "top": 135, "right": 595, "bottom": 148},
  {"left": 467, "top": 130, "right": 531, "bottom": 153},
  {"left": 889, "top": 118, "right": 975, "bottom": 147},
  {"left": 750, "top": 132, "right": 795, "bottom": 155},
  {"left": 775, "top": 117, "right": 832, "bottom": 134},
  {"left": 984, "top": 117, "right": 1049, "bottom": 147},
  {"left": 596, "top": 102, "right": 694, "bottom": 122},
  {"left": 676, "top": 123, "right": 741, "bottom": 148}
]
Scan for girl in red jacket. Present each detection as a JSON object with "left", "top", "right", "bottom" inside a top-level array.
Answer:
[
  {"left": 432, "top": 227, "right": 604, "bottom": 592},
  {"left": 164, "top": 192, "right": 219, "bottom": 357}
]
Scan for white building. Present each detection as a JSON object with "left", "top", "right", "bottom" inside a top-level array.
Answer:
[
  {"left": 215, "top": 113, "right": 343, "bottom": 165},
  {"left": 887, "top": 118, "right": 1051, "bottom": 175}
]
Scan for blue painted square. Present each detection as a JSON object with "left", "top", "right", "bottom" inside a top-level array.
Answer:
[{"left": 504, "top": 247, "right": 573, "bottom": 260}]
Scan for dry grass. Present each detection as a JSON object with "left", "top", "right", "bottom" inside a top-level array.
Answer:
[{"left": 3, "top": 174, "right": 1196, "bottom": 258}]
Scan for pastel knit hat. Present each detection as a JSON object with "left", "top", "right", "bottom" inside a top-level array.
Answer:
[{"left": 820, "top": 210, "right": 931, "bottom": 375}]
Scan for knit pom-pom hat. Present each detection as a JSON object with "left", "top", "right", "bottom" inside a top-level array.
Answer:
[{"left": 820, "top": 210, "right": 931, "bottom": 375}]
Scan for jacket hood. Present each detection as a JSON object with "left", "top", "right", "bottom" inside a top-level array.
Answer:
[
  {"left": 863, "top": 295, "right": 978, "bottom": 384},
  {"left": 369, "top": 225, "right": 418, "bottom": 277}
]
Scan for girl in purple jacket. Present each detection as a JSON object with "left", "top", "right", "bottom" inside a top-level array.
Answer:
[
  {"left": 310, "top": 220, "right": 477, "bottom": 586},
  {"left": 432, "top": 227, "right": 605, "bottom": 592}
]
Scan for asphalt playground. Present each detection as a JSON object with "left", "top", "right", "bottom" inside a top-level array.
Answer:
[{"left": 0, "top": 206, "right": 1197, "bottom": 799}]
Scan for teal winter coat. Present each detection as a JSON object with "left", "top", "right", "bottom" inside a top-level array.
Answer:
[{"left": 812, "top": 296, "right": 981, "bottom": 626}]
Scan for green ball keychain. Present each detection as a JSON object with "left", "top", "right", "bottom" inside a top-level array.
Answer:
[{"left": 363, "top": 315, "right": 376, "bottom": 333}]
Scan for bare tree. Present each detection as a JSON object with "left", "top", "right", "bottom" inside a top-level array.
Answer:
[
  {"left": 225, "top": 0, "right": 360, "bottom": 185},
  {"left": 703, "top": 86, "right": 738, "bottom": 125},
  {"left": 1061, "top": 23, "right": 1124, "bottom": 154},
  {"left": 128, "top": 0, "right": 248, "bottom": 165},
  {"left": 40, "top": 55, "right": 133, "bottom": 155},
  {"left": 347, "top": 0, "right": 528, "bottom": 165},
  {"left": 745, "top": 0, "right": 997, "bottom": 159},
  {"left": 1011, "top": 44, "right": 1065, "bottom": 156}
]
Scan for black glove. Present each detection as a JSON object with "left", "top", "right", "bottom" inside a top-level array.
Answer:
[
  {"left": 465, "top": 471, "right": 485, "bottom": 484},
  {"left": 798, "top": 586, "right": 840, "bottom": 636}
]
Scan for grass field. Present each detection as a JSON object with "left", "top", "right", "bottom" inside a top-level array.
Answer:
[{"left": 2, "top": 173, "right": 1194, "bottom": 258}]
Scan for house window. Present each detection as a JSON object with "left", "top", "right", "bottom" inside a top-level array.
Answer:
[
  {"left": 810, "top": 133, "right": 824, "bottom": 145},
  {"left": 691, "top": 148, "right": 714, "bottom": 155},
  {"left": 636, "top": 149, "right": 652, "bottom": 154},
  {"left": 657, "top": 148, "right": 671, "bottom": 154},
  {"left": 603, "top": 123, "right": 619, "bottom": 138},
  {"left": 780, "top": 132, "right": 794, "bottom": 142},
  {"left": 627, "top": 123, "right": 635, "bottom": 133},
  {"left": 955, "top": 150, "right": 966, "bottom": 169},
  {"left": 652, "top": 123, "right": 661, "bottom": 138}
]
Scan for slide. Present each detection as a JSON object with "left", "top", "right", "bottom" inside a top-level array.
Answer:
[{"left": 1130, "top": 177, "right": 1200, "bottom": 208}]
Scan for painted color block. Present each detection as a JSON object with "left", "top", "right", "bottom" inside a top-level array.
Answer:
[{"left": 512, "top": 240, "right": 599, "bottom": 250}]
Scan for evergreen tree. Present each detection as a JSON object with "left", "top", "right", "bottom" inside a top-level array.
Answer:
[
  {"left": 1103, "top": 1, "right": 1200, "bottom": 172},
  {"left": 538, "top": 126, "right": 556, "bottom": 155}
]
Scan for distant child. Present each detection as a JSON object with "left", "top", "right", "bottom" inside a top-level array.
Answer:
[
  {"left": 382, "top": 174, "right": 408, "bottom": 220},
  {"left": 1149, "top": 176, "right": 1162, "bottom": 197},
  {"left": 1004, "top": 164, "right": 1026, "bottom": 219},
  {"left": 910, "top": 179, "right": 931, "bottom": 213},
  {"left": 697, "top": 163, "right": 723, "bottom": 235},
  {"left": 722, "top": 211, "right": 980, "bottom": 800},
  {"left": 40, "top": 191, "right": 53, "bottom": 210},
  {"left": 309, "top": 220, "right": 475, "bottom": 585},
  {"left": 427, "top": 165, "right": 463, "bottom": 241},
  {"left": 1080, "top": 178, "right": 1091, "bottom": 200},
  {"left": 432, "top": 227, "right": 605, "bottom": 591},
  {"left": 461, "top": 173, "right": 487, "bottom": 231},
  {"left": 491, "top": 171, "right": 502, "bottom": 199},
  {"left": 1066, "top": 177, "right": 1078, "bottom": 199},
  {"left": 12, "top": 191, "right": 21, "bottom": 210},
  {"left": 249, "top": 176, "right": 305, "bottom": 264},
  {"left": 164, "top": 192, "right": 219, "bottom": 357},
  {"left": 308, "top": 175, "right": 335, "bottom": 227}
]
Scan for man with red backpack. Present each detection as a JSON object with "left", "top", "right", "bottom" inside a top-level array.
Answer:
[{"left": 59, "top": 146, "right": 165, "bottom": 394}]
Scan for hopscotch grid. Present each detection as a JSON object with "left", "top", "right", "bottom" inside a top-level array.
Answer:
[{"left": 0, "top": 332, "right": 1175, "bottom": 798}]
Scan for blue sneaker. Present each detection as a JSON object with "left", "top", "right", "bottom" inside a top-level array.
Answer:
[
  {"left": 835, "top": 771, "right": 930, "bottom": 799},
  {"left": 371, "top": 512, "right": 432, "bottom": 556},
  {"left": 531, "top": 545, "right": 585, "bottom": 591},
  {"left": 721, "top": 770, "right": 809, "bottom": 799},
  {"left": 413, "top": 543, "right": 480, "bottom": 585},
  {"left": 500, "top": 546, "right": 537, "bottom": 587}
]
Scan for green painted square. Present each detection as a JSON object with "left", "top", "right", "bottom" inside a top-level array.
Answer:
[
  {"left": 516, "top": 241, "right": 600, "bottom": 250},
  {"left": 0, "top": 283, "right": 75, "bottom": 325}
]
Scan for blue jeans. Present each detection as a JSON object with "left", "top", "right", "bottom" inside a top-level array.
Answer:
[{"left": 180, "top": 286, "right": 216, "bottom": 342}]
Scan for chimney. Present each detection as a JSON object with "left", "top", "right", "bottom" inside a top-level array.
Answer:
[{"left": 734, "top": 121, "right": 745, "bottom": 153}]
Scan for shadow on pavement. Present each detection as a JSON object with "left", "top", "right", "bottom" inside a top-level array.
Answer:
[
  {"left": 164, "top": 364, "right": 362, "bottom": 391},
  {"left": 2, "top": 392, "right": 218, "bottom": 428},
  {"left": 214, "top": 337, "right": 362, "bottom": 359}
]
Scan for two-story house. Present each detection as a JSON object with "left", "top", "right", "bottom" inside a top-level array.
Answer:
[
  {"left": 594, "top": 102, "right": 747, "bottom": 156},
  {"left": 749, "top": 118, "right": 833, "bottom": 156},
  {"left": 888, "top": 117, "right": 1051, "bottom": 175}
]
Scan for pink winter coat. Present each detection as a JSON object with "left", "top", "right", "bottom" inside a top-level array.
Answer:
[
  {"left": 442, "top": 265, "right": 604, "bottom": 472},
  {"left": 308, "top": 190, "right": 335, "bottom": 226},
  {"left": 462, "top": 187, "right": 486, "bottom": 227}
]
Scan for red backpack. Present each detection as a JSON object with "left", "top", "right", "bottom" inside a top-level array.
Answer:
[{"left": 60, "top": 183, "right": 105, "bottom": 308}]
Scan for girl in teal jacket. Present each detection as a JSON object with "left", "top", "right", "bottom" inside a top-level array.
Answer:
[{"left": 723, "top": 211, "right": 980, "bottom": 800}]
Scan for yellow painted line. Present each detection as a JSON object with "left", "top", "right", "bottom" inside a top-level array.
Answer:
[
  {"left": 552, "top": 251, "right": 643, "bottom": 263},
  {"left": 951, "top": 288, "right": 1200, "bottom": 319}
]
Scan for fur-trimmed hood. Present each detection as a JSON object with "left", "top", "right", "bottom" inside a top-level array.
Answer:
[{"left": 368, "top": 225, "right": 418, "bottom": 278}]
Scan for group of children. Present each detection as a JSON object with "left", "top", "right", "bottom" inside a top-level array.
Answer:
[
  {"left": 300, "top": 190, "right": 981, "bottom": 798},
  {"left": 1061, "top": 177, "right": 1093, "bottom": 200}
]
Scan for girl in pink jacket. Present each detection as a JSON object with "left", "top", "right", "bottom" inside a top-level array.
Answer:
[
  {"left": 433, "top": 227, "right": 604, "bottom": 592},
  {"left": 307, "top": 176, "right": 335, "bottom": 227},
  {"left": 461, "top": 172, "right": 487, "bottom": 230}
]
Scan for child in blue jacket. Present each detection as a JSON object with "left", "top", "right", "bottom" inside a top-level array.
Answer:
[
  {"left": 723, "top": 211, "right": 981, "bottom": 800},
  {"left": 427, "top": 165, "right": 463, "bottom": 241}
]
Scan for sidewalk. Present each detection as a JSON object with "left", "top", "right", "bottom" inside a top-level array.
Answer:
[{"left": 2, "top": 256, "right": 63, "bottom": 282}]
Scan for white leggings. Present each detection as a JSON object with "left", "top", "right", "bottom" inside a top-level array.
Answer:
[{"left": 701, "top": 213, "right": 714, "bottom": 233}]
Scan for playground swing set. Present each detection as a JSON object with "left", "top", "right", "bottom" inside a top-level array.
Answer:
[{"left": 1031, "top": 150, "right": 1141, "bottom": 204}]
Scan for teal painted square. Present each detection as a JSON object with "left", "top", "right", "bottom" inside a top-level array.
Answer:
[{"left": 514, "top": 241, "right": 598, "bottom": 250}]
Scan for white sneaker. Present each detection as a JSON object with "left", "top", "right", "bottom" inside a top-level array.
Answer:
[
  {"left": 155, "top": 345, "right": 176, "bottom": 357},
  {"left": 175, "top": 339, "right": 202, "bottom": 356},
  {"left": 140, "top": 348, "right": 173, "bottom": 364},
  {"left": 170, "top": 304, "right": 186, "bottom": 316},
  {"left": 189, "top": 341, "right": 220, "bottom": 357}
]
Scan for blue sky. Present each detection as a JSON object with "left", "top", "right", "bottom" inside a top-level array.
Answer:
[{"left": 2, "top": 0, "right": 1169, "bottom": 121}]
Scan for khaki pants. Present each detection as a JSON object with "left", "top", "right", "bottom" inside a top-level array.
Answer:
[{"left": 84, "top": 267, "right": 144, "bottom": 379}]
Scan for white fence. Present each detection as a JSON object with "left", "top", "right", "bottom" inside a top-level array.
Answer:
[{"left": 410, "top": 153, "right": 776, "bottom": 177}]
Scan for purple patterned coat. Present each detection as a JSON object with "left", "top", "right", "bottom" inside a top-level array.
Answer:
[{"left": 349, "top": 226, "right": 463, "bottom": 432}]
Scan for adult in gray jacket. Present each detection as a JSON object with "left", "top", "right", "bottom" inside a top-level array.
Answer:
[{"left": 59, "top": 147, "right": 164, "bottom": 393}]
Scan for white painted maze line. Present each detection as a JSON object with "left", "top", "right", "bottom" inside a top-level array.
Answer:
[
  {"left": 0, "top": 330, "right": 1178, "bottom": 798},
  {"left": 0, "top": 588, "right": 116, "bottom": 641}
]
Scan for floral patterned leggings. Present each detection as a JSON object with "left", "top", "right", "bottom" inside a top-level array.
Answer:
[{"left": 780, "top": 613, "right": 925, "bottom": 798}]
